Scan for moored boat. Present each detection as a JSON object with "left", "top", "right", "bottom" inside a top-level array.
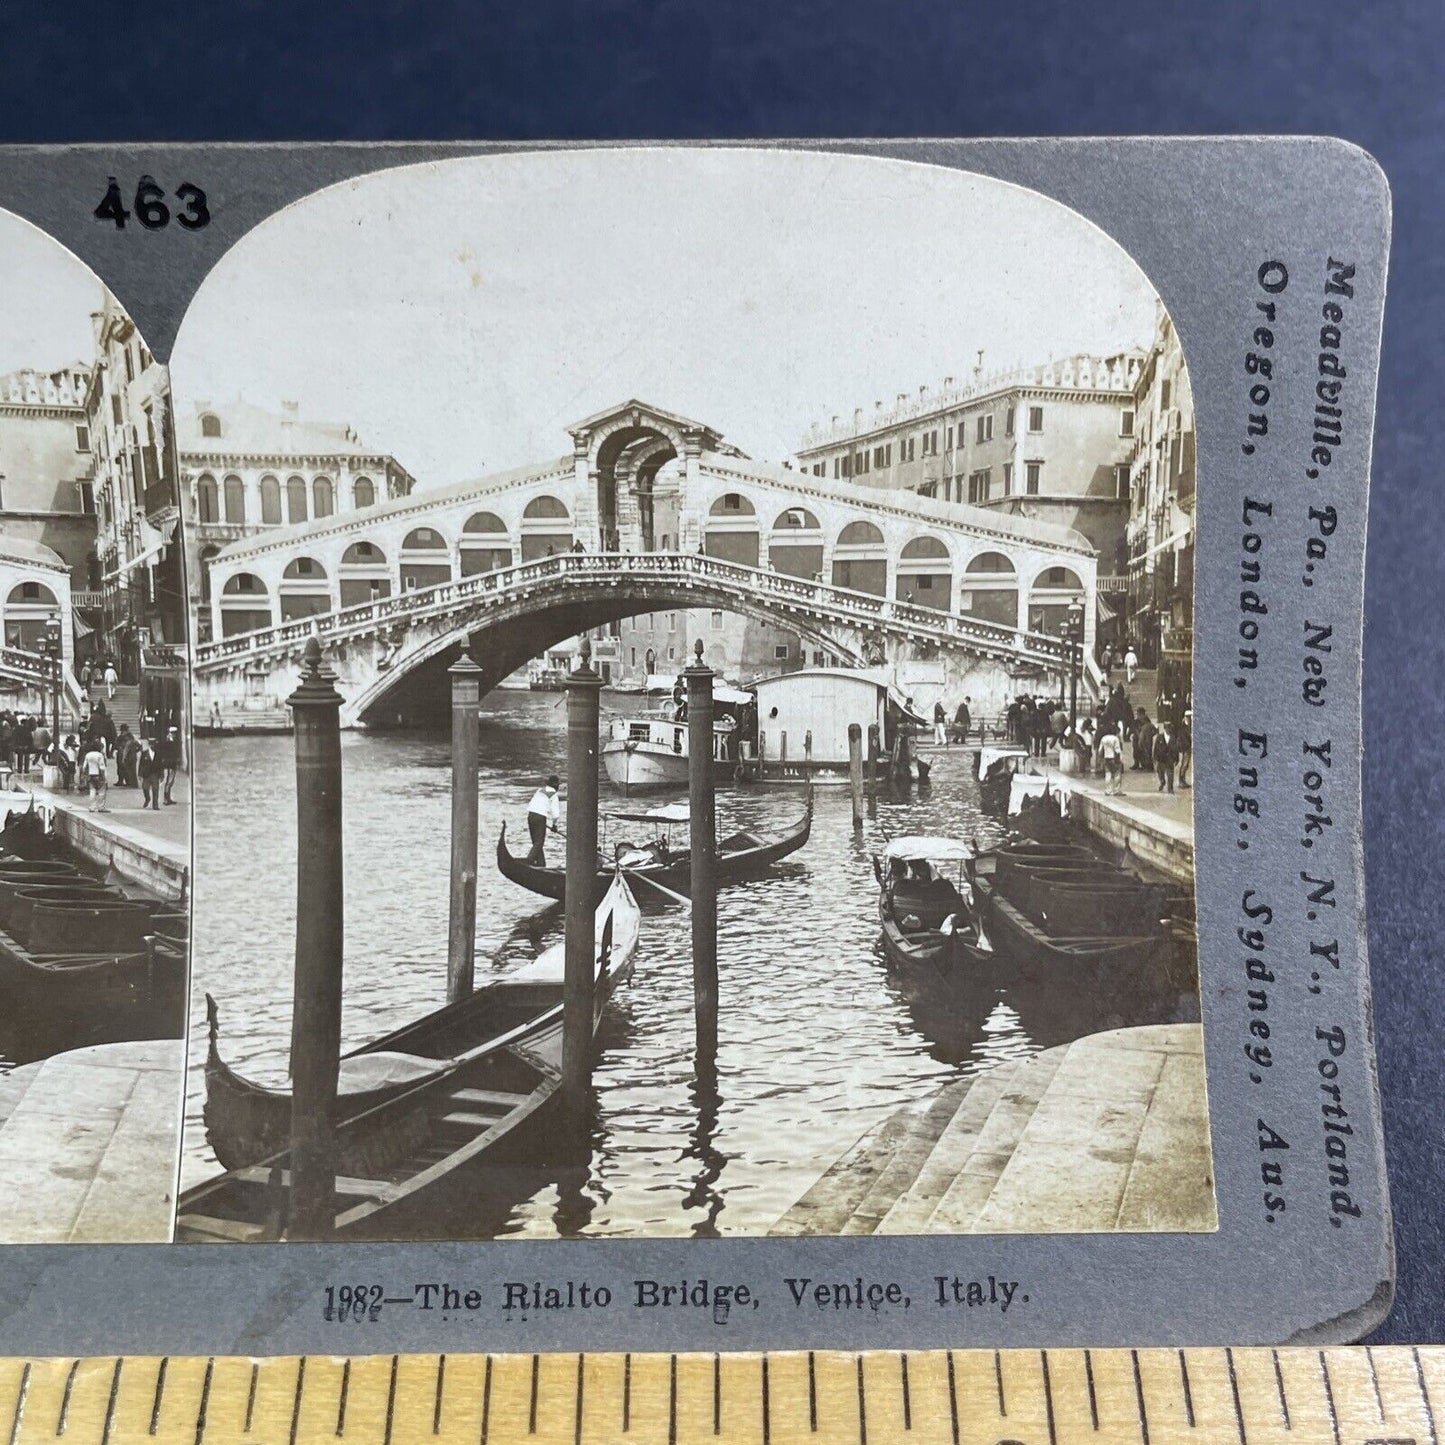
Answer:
[
  {"left": 873, "top": 835, "right": 999, "bottom": 991},
  {"left": 177, "top": 873, "right": 641, "bottom": 1241},
  {"left": 497, "top": 793, "right": 812, "bottom": 904}
]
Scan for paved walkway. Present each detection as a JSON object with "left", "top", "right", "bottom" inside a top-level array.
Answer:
[
  {"left": 25, "top": 774, "right": 189, "bottom": 870},
  {"left": 773, "top": 1023, "right": 1215, "bottom": 1235},
  {"left": 0, "top": 1040, "right": 183, "bottom": 1243},
  {"left": 1047, "top": 759, "right": 1194, "bottom": 846}
]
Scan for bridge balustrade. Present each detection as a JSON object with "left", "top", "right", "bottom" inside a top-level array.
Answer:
[{"left": 198, "top": 551, "right": 1077, "bottom": 673}]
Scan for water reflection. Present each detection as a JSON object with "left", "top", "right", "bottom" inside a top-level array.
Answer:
[{"left": 187, "top": 691, "right": 1188, "bottom": 1237}]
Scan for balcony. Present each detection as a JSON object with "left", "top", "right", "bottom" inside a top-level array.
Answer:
[{"left": 144, "top": 479, "right": 179, "bottom": 521}]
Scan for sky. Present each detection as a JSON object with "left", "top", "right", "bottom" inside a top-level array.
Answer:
[
  {"left": 172, "top": 148, "right": 1161, "bottom": 486},
  {"left": 0, "top": 211, "right": 105, "bottom": 374}
]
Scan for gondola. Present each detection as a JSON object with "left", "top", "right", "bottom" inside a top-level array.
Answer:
[
  {"left": 0, "top": 802, "right": 58, "bottom": 859},
  {"left": 872, "top": 836, "right": 999, "bottom": 990},
  {"left": 496, "top": 792, "right": 812, "bottom": 904},
  {"left": 176, "top": 872, "right": 641, "bottom": 1242},
  {"left": 971, "top": 875, "right": 1163, "bottom": 996}
]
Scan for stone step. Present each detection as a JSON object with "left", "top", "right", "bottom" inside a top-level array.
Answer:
[
  {"left": 873, "top": 1060, "right": 1024, "bottom": 1234},
  {"left": 770, "top": 1105, "right": 920, "bottom": 1237},
  {"left": 838, "top": 1078, "right": 973, "bottom": 1236},
  {"left": 917, "top": 1048, "right": 1067, "bottom": 1233},
  {"left": 968, "top": 1028, "right": 1169, "bottom": 1233}
]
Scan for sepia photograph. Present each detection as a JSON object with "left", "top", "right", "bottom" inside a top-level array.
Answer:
[
  {"left": 0, "top": 208, "right": 190, "bottom": 1242},
  {"left": 173, "top": 148, "right": 1211, "bottom": 1243}
]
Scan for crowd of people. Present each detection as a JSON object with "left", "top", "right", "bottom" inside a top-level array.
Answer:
[
  {"left": 999, "top": 685, "right": 1191, "bottom": 797},
  {"left": 0, "top": 703, "right": 182, "bottom": 814}
]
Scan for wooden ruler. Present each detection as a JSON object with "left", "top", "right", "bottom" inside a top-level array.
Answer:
[{"left": 0, "top": 1348, "right": 1438, "bottom": 1445}]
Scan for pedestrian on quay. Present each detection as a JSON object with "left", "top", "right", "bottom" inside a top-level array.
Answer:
[
  {"left": 526, "top": 775, "right": 561, "bottom": 864},
  {"left": 158, "top": 726, "right": 181, "bottom": 804},
  {"left": 80, "top": 658, "right": 93, "bottom": 691},
  {"left": 1154, "top": 720, "right": 1178, "bottom": 794},
  {"left": 32, "top": 720, "right": 50, "bottom": 759},
  {"left": 91, "top": 699, "right": 116, "bottom": 756},
  {"left": 1132, "top": 708, "right": 1155, "bottom": 771},
  {"left": 1124, "top": 644, "right": 1139, "bottom": 684},
  {"left": 933, "top": 700, "right": 947, "bottom": 746},
  {"left": 137, "top": 739, "right": 162, "bottom": 810},
  {"left": 80, "top": 739, "right": 108, "bottom": 812},
  {"left": 1101, "top": 643, "right": 1114, "bottom": 682},
  {"left": 1099, "top": 723, "right": 1125, "bottom": 795},
  {"left": 1005, "top": 696, "right": 1021, "bottom": 743},
  {"left": 48, "top": 736, "right": 76, "bottom": 792},
  {"left": 1177, "top": 710, "right": 1193, "bottom": 790},
  {"left": 12, "top": 715, "right": 33, "bottom": 776},
  {"left": 103, "top": 658, "right": 118, "bottom": 699},
  {"left": 953, "top": 696, "right": 972, "bottom": 744},
  {"left": 115, "top": 723, "right": 139, "bottom": 786}
]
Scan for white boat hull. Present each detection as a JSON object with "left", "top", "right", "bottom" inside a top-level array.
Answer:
[{"left": 602, "top": 740, "right": 689, "bottom": 791}]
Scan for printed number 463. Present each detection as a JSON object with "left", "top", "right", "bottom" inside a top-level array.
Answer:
[{"left": 94, "top": 175, "right": 209, "bottom": 231}]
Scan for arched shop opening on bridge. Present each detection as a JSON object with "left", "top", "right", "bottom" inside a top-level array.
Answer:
[
  {"left": 896, "top": 535, "right": 953, "bottom": 612},
  {"left": 704, "top": 492, "right": 758, "bottom": 566},
  {"left": 460, "top": 512, "right": 513, "bottom": 575},
  {"left": 279, "top": 557, "right": 330, "bottom": 621},
  {"left": 768, "top": 507, "right": 823, "bottom": 579},
  {"left": 832, "top": 520, "right": 887, "bottom": 596},
  {"left": 519, "top": 496, "right": 573, "bottom": 560},
  {"left": 339, "top": 541, "right": 391, "bottom": 606},
  {"left": 961, "top": 551, "right": 1020, "bottom": 627},
  {"left": 4, "top": 579, "right": 61, "bottom": 651},
  {"left": 220, "top": 572, "right": 271, "bottom": 637},
  {"left": 1028, "top": 565, "right": 1087, "bottom": 636},
  {"left": 400, "top": 526, "right": 452, "bottom": 590}
]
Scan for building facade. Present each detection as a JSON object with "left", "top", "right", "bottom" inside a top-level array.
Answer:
[
  {"left": 795, "top": 353, "right": 1141, "bottom": 639},
  {"left": 84, "top": 297, "right": 187, "bottom": 671},
  {"left": 178, "top": 397, "right": 419, "bottom": 641},
  {"left": 1124, "top": 305, "right": 1196, "bottom": 695}
]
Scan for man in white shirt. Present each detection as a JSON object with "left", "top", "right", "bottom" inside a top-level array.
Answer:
[
  {"left": 526, "top": 775, "right": 561, "bottom": 864},
  {"left": 81, "top": 741, "right": 108, "bottom": 812},
  {"left": 1098, "top": 725, "right": 1124, "bottom": 796}
]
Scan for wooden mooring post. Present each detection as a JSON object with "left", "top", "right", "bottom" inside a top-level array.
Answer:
[
  {"left": 286, "top": 636, "right": 344, "bottom": 1241},
  {"left": 686, "top": 641, "right": 719, "bottom": 1062},
  {"left": 848, "top": 723, "right": 864, "bottom": 830},
  {"left": 446, "top": 652, "right": 483, "bottom": 1004},
  {"left": 562, "top": 637, "right": 603, "bottom": 1117},
  {"left": 867, "top": 722, "right": 880, "bottom": 788}
]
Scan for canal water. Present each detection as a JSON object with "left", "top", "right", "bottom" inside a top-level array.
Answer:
[{"left": 186, "top": 689, "right": 1192, "bottom": 1237}]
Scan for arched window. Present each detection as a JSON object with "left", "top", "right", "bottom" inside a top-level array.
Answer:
[
  {"left": 352, "top": 476, "right": 375, "bottom": 509},
  {"left": 279, "top": 557, "right": 331, "bottom": 621},
  {"left": 200, "top": 413, "right": 221, "bottom": 438},
  {"left": 199, "top": 545, "right": 219, "bottom": 604},
  {"left": 772, "top": 506, "right": 819, "bottom": 531},
  {"left": 768, "top": 506, "right": 822, "bottom": 580},
  {"left": 222, "top": 474, "right": 245, "bottom": 524},
  {"left": 313, "top": 476, "right": 334, "bottom": 518},
  {"left": 966, "top": 550, "right": 1017, "bottom": 575},
  {"left": 400, "top": 526, "right": 453, "bottom": 590},
  {"left": 708, "top": 492, "right": 756, "bottom": 516},
  {"left": 3, "top": 581, "right": 61, "bottom": 652},
  {"left": 282, "top": 557, "right": 327, "bottom": 581},
  {"left": 1027, "top": 565, "right": 1086, "bottom": 636},
  {"left": 196, "top": 474, "right": 218, "bottom": 524},
  {"left": 259, "top": 475, "right": 282, "bottom": 525},
  {"left": 901, "top": 535, "right": 949, "bottom": 560},
  {"left": 522, "top": 495, "right": 570, "bottom": 520},
  {"left": 837, "top": 520, "right": 884, "bottom": 547},
  {"left": 286, "top": 475, "right": 308, "bottom": 524},
  {"left": 5, "top": 581, "right": 58, "bottom": 607}
]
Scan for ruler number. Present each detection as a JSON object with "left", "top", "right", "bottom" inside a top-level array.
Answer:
[{"left": 94, "top": 175, "right": 210, "bottom": 231}]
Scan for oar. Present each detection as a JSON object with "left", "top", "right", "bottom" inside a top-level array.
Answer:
[{"left": 623, "top": 867, "right": 692, "bottom": 910}]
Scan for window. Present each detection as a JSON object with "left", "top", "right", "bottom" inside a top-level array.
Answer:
[
  {"left": 722, "top": 493, "right": 743, "bottom": 511},
  {"left": 1002, "top": 463, "right": 1013, "bottom": 496},
  {"left": 976, "top": 414, "right": 994, "bottom": 443},
  {"left": 1160, "top": 379, "right": 1172, "bottom": 408},
  {"left": 1116, "top": 464, "right": 1131, "bottom": 499},
  {"left": 353, "top": 476, "right": 375, "bottom": 508},
  {"left": 773, "top": 644, "right": 789, "bottom": 660},
  {"left": 667, "top": 646, "right": 676, "bottom": 662},
  {"left": 917, "top": 575, "right": 933, "bottom": 590},
  {"left": 946, "top": 425, "right": 954, "bottom": 452},
  {"left": 630, "top": 648, "right": 636, "bottom": 667},
  {"left": 1005, "top": 407, "right": 1015, "bottom": 437},
  {"left": 295, "top": 557, "right": 315, "bottom": 576},
  {"left": 200, "top": 413, "right": 222, "bottom": 438},
  {"left": 1028, "top": 405, "right": 1044, "bottom": 432},
  {"left": 75, "top": 424, "right": 90, "bottom": 451},
  {"left": 1026, "top": 461, "right": 1043, "bottom": 495},
  {"left": 259, "top": 476, "right": 282, "bottom": 525},
  {"left": 286, "top": 475, "right": 308, "bottom": 524},
  {"left": 813, "top": 650, "right": 825, "bottom": 666},
  {"left": 833, "top": 457, "right": 841, "bottom": 479},
  {"left": 668, "top": 613, "right": 677, "bottom": 631},
  {"left": 197, "top": 475, "right": 218, "bottom": 524},
  {"left": 1120, "top": 408, "right": 1136, "bottom": 437},
  {"left": 710, "top": 611, "right": 724, "bottom": 631},
  {"left": 222, "top": 474, "right": 245, "bottom": 524},
  {"left": 968, "top": 469, "right": 991, "bottom": 504}
]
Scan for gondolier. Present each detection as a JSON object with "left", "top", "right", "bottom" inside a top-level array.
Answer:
[{"left": 526, "top": 775, "right": 561, "bottom": 864}]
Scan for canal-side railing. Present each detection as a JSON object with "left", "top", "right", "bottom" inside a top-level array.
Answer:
[{"left": 197, "top": 551, "right": 1088, "bottom": 680}]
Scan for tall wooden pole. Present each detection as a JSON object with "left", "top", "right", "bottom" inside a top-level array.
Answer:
[
  {"left": 562, "top": 636, "right": 602, "bottom": 1116},
  {"left": 848, "top": 723, "right": 864, "bottom": 831},
  {"left": 446, "top": 651, "right": 483, "bottom": 1003},
  {"left": 287, "top": 635, "right": 344, "bottom": 1241},
  {"left": 686, "top": 640, "right": 718, "bottom": 1060}
]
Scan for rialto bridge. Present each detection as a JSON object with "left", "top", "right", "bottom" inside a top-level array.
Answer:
[{"left": 192, "top": 401, "right": 1101, "bottom": 727}]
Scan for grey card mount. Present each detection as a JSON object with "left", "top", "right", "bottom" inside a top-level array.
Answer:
[{"left": 0, "top": 138, "right": 1391, "bottom": 1352}]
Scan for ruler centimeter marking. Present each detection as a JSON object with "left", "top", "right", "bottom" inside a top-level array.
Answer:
[{"left": 0, "top": 1348, "right": 1442, "bottom": 1443}]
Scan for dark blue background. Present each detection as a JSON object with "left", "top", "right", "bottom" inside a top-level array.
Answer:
[{"left": 2, "top": 0, "right": 1441, "bottom": 1342}]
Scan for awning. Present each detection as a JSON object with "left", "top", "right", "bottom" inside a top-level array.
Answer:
[
  {"left": 1096, "top": 595, "right": 1119, "bottom": 623},
  {"left": 609, "top": 802, "right": 690, "bottom": 824},
  {"left": 883, "top": 835, "right": 974, "bottom": 863}
]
